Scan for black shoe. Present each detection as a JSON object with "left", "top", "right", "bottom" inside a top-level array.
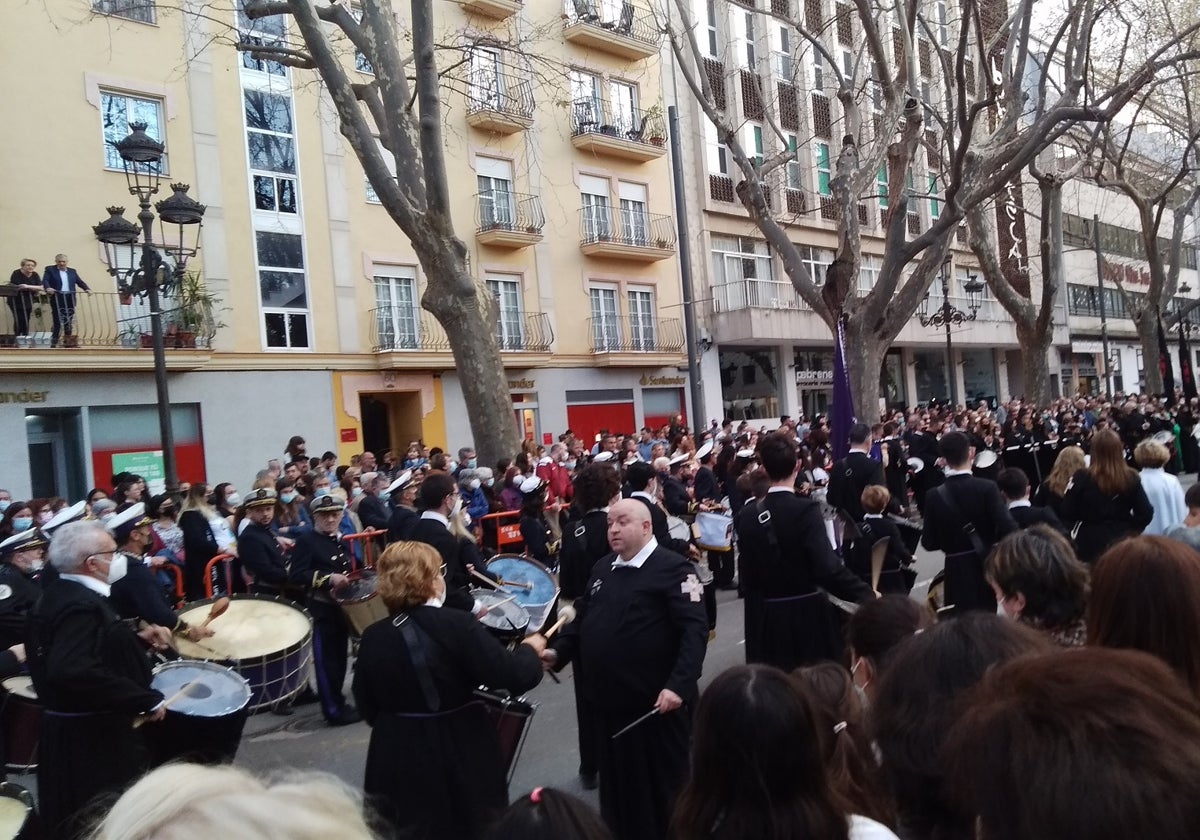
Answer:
[
  {"left": 294, "top": 686, "right": 319, "bottom": 706},
  {"left": 580, "top": 772, "right": 598, "bottom": 791},
  {"left": 328, "top": 706, "right": 362, "bottom": 727}
]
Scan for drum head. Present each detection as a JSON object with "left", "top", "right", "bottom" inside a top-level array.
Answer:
[
  {"left": 485, "top": 555, "right": 559, "bottom": 610},
  {"left": 334, "top": 569, "right": 378, "bottom": 605},
  {"left": 473, "top": 589, "right": 531, "bottom": 636},
  {"left": 907, "top": 457, "right": 925, "bottom": 474},
  {"left": 175, "top": 595, "right": 313, "bottom": 661},
  {"left": 1, "top": 677, "right": 35, "bottom": 701},
  {"left": 152, "top": 660, "right": 251, "bottom": 717},
  {"left": 974, "top": 450, "right": 998, "bottom": 469},
  {"left": 0, "top": 782, "right": 31, "bottom": 839}
]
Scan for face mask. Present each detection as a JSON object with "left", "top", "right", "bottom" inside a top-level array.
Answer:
[
  {"left": 106, "top": 553, "right": 128, "bottom": 585},
  {"left": 352, "top": 487, "right": 364, "bottom": 497},
  {"left": 462, "top": 512, "right": 473, "bottom": 528},
  {"left": 315, "top": 487, "right": 331, "bottom": 497},
  {"left": 12, "top": 517, "right": 32, "bottom": 532},
  {"left": 468, "top": 479, "right": 481, "bottom": 491},
  {"left": 160, "top": 507, "right": 176, "bottom": 518},
  {"left": 37, "top": 511, "right": 52, "bottom": 525},
  {"left": 485, "top": 478, "right": 494, "bottom": 487},
  {"left": 281, "top": 491, "right": 298, "bottom": 504},
  {"left": 565, "top": 460, "right": 577, "bottom": 470},
  {"left": 226, "top": 493, "right": 242, "bottom": 507},
  {"left": 452, "top": 496, "right": 464, "bottom": 517},
  {"left": 0, "top": 501, "right": 9, "bottom": 515},
  {"left": 29, "top": 559, "right": 44, "bottom": 573},
  {"left": 467, "top": 458, "right": 478, "bottom": 470}
]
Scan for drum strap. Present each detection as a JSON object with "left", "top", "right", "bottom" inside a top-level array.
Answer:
[
  {"left": 935, "top": 486, "right": 989, "bottom": 559},
  {"left": 395, "top": 614, "right": 441, "bottom": 712}
]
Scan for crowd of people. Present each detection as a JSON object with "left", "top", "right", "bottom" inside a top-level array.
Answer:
[{"left": 3, "top": 388, "right": 1200, "bottom": 838}]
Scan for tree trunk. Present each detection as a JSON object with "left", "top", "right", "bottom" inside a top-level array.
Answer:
[
  {"left": 842, "top": 318, "right": 886, "bottom": 424},
  {"left": 1015, "top": 321, "right": 1053, "bottom": 405},
  {"left": 1136, "top": 310, "right": 1162, "bottom": 395},
  {"left": 421, "top": 267, "right": 519, "bottom": 468}
]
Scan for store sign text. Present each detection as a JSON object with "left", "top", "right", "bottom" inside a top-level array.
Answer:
[{"left": 0, "top": 390, "right": 49, "bottom": 404}]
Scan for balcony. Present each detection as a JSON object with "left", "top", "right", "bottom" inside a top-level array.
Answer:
[
  {"left": 369, "top": 306, "right": 554, "bottom": 364},
  {"left": 587, "top": 315, "right": 685, "bottom": 365},
  {"left": 466, "top": 75, "right": 535, "bottom": 134},
  {"left": 579, "top": 206, "right": 676, "bottom": 261},
  {"left": 0, "top": 288, "right": 217, "bottom": 366},
  {"left": 563, "top": 1, "right": 660, "bottom": 60},
  {"left": 571, "top": 100, "right": 666, "bottom": 162},
  {"left": 475, "top": 192, "right": 545, "bottom": 248},
  {"left": 462, "top": 0, "right": 521, "bottom": 19}
]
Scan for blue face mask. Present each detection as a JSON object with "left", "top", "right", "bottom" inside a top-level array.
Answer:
[
  {"left": 315, "top": 487, "right": 331, "bottom": 497},
  {"left": 11, "top": 517, "right": 32, "bottom": 532},
  {"left": 281, "top": 491, "right": 298, "bottom": 504},
  {"left": 467, "top": 458, "right": 478, "bottom": 470},
  {"left": 352, "top": 487, "right": 364, "bottom": 498},
  {"left": 0, "top": 501, "right": 9, "bottom": 515}
]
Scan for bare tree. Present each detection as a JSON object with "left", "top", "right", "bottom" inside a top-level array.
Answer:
[
  {"left": 234, "top": 0, "right": 521, "bottom": 464},
  {"left": 667, "top": 0, "right": 1200, "bottom": 416}
]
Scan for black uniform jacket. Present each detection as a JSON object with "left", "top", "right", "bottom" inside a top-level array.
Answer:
[{"left": 827, "top": 451, "right": 886, "bottom": 522}]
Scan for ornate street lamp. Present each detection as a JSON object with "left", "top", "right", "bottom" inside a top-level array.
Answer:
[{"left": 918, "top": 263, "right": 983, "bottom": 406}]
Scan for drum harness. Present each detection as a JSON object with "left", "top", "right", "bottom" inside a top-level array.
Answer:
[
  {"left": 393, "top": 613, "right": 442, "bottom": 712},
  {"left": 752, "top": 497, "right": 820, "bottom": 604}
]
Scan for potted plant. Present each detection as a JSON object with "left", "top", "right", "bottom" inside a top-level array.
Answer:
[
  {"left": 643, "top": 102, "right": 666, "bottom": 145},
  {"left": 655, "top": 237, "right": 670, "bottom": 249},
  {"left": 175, "top": 271, "right": 225, "bottom": 349},
  {"left": 119, "top": 325, "right": 139, "bottom": 348}
]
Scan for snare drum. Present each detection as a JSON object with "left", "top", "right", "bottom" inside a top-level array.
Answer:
[
  {"left": 472, "top": 589, "right": 531, "bottom": 643},
  {"left": 694, "top": 511, "right": 734, "bottom": 552},
  {"left": 333, "top": 569, "right": 389, "bottom": 636},
  {"left": 485, "top": 555, "right": 559, "bottom": 633},
  {"left": 0, "top": 782, "right": 32, "bottom": 840},
  {"left": 0, "top": 678, "right": 40, "bottom": 772},
  {"left": 148, "top": 660, "right": 252, "bottom": 766},
  {"left": 474, "top": 688, "right": 536, "bottom": 784},
  {"left": 173, "top": 594, "right": 314, "bottom": 712}
]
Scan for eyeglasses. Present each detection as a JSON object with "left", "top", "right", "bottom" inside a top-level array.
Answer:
[
  {"left": 440, "top": 564, "right": 447, "bottom": 577},
  {"left": 88, "top": 550, "right": 117, "bottom": 563}
]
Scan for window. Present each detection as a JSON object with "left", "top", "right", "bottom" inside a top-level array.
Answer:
[
  {"left": 238, "top": 2, "right": 288, "bottom": 76},
  {"left": 608, "top": 80, "right": 639, "bottom": 134},
  {"left": 812, "top": 53, "right": 825, "bottom": 90},
  {"left": 628, "top": 288, "right": 657, "bottom": 350},
  {"left": 590, "top": 286, "right": 621, "bottom": 350},
  {"left": 101, "top": 92, "right": 166, "bottom": 172},
  {"left": 571, "top": 70, "right": 603, "bottom": 129},
  {"left": 488, "top": 275, "right": 525, "bottom": 350},
  {"left": 705, "top": 120, "right": 729, "bottom": 175},
  {"left": 244, "top": 90, "right": 298, "bottom": 215},
  {"left": 618, "top": 181, "right": 649, "bottom": 245},
  {"left": 750, "top": 124, "right": 764, "bottom": 168},
  {"left": 581, "top": 174, "right": 611, "bottom": 241},
  {"left": 772, "top": 26, "right": 792, "bottom": 78},
  {"left": 94, "top": 0, "right": 154, "bottom": 23},
  {"left": 859, "top": 254, "right": 881, "bottom": 294},
  {"left": 800, "top": 245, "right": 832, "bottom": 287},
  {"left": 928, "top": 174, "right": 941, "bottom": 220},
  {"left": 374, "top": 269, "right": 419, "bottom": 350},
  {"left": 705, "top": 0, "right": 719, "bottom": 56},
  {"left": 744, "top": 12, "right": 756, "bottom": 67},
  {"left": 257, "top": 231, "right": 309, "bottom": 349},
  {"left": 711, "top": 236, "right": 781, "bottom": 310},
  {"left": 352, "top": 7, "right": 373, "bottom": 73},
  {"left": 477, "top": 157, "right": 515, "bottom": 228},
  {"left": 936, "top": 0, "right": 949, "bottom": 46},
  {"left": 815, "top": 142, "right": 831, "bottom": 195},
  {"left": 254, "top": 175, "right": 297, "bottom": 214},
  {"left": 842, "top": 49, "right": 853, "bottom": 77},
  {"left": 786, "top": 135, "right": 802, "bottom": 188},
  {"left": 469, "top": 47, "right": 504, "bottom": 110},
  {"left": 877, "top": 165, "right": 888, "bottom": 208},
  {"left": 365, "top": 137, "right": 396, "bottom": 204}
]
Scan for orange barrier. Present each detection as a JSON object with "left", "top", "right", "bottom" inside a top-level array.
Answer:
[
  {"left": 343, "top": 529, "right": 388, "bottom": 570},
  {"left": 203, "top": 553, "right": 237, "bottom": 598},
  {"left": 478, "top": 510, "right": 524, "bottom": 554},
  {"left": 161, "top": 563, "right": 185, "bottom": 608}
]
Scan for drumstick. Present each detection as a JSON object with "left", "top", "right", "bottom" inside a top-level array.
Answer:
[
  {"left": 612, "top": 707, "right": 659, "bottom": 739},
  {"left": 469, "top": 568, "right": 534, "bottom": 592},
  {"left": 200, "top": 596, "right": 231, "bottom": 630},
  {"left": 487, "top": 594, "right": 519, "bottom": 610},
  {"left": 132, "top": 681, "right": 212, "bottom": 728},
  {"left": 542, "top": 604, "right": 577, "bottom": 640}
]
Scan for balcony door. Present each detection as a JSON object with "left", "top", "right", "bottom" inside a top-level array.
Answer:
[
  {"left": 580, "top": 174, "right": 611, "bottom": 241},
  {"left": 590, "top": 285, "right": 621, "bottom": 351},
  {"left": 469, "top": 47, "right": 504, "bottom": 110},
  {"left": 628, "top": 287, "right": 657, "bottom": 350},
  {"left": 373, "top": 270, "right": 419, "bottom": 350},
  {"left": 487, "top": 274, "right": 525, "bottom": 350},
  {"left": 608, "top": 79, "right": 638, "bottom": 134},
  {"left": 477, "top": 156, "right": 516, "bottom": 229},
  {"left": 618, "top": 180, "right": 649, "bottom": 245}
]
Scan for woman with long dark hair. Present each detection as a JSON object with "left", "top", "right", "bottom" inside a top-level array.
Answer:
[
  {"left": 1061, "top": 428, "right": 1152, "bottom": 564},
  {"left": 671, "top": 664, "right": 898, "bottom": 840}
]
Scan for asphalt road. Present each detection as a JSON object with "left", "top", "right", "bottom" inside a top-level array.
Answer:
[{"left": 228, "top": 543, "right": 949, "bottom": 805}]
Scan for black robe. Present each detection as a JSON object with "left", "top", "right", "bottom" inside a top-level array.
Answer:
[
  {"left": 27, "top": 577, "right": 162, "bottom": 839},
  {"left": 352, "top": 606, "right": 542, "bottom": 839},
  {"left": 110, "top": 555, "right": 180, "bottom": 631},
  {"left": 1060, "top": 470, "right": 1154, "bottom": 564},
  {"left": 734, "top": 489, "right": 873, "bottom": 669},
  {"left": 551, "top": 544, "right": 708, "bottom": 840},
  {"left": 239, "top": 521, "right": 309, "bottom": 599},
  {"left": 411, "top": 517, "right": 476, "bottom": 612},
  {"left": 0, "top": 562, "right": 42, "bottom": 649}
]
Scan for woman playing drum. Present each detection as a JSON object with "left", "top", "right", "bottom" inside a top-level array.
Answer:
[{"left": 352, "top": 541, "right": 546, "bottom": 840}]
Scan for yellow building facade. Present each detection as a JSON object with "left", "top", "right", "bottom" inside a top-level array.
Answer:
[{"left": 0, "top": 0, "right": 687, "bottom": 497}]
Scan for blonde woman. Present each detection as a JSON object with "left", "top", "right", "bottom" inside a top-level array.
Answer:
[
  {"left": 1031, "top": 445, "right": 1085, "bottom": 522},
  {"left": 90, "top": 764, "right": 378, "bottom": 840},
  {"left": 353, "top": 541, "right": 545, "bottom": 839},
  {"left": 1135, "top": 439, "right": 1187, "bottom": 535}
]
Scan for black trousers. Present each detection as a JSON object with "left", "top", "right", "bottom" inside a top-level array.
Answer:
[
  {"left": 7, "top": 301, "right": 32, "bottom": 336},
  {"left": 50, "top": 296, "right": 76, "bottom": 345},
  {"left": 710, "top": 549, "right": 736, "bottom": 587},
  {"left": 308, "top": 599, "right": 350, "bottom": 719},
  {"left": 571, "top": 660, "right": 598, "bottom": 777}
]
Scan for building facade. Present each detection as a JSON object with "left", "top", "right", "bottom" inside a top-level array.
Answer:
[{"left": 0, "top": 0, "right": 688, "bottom": 497}]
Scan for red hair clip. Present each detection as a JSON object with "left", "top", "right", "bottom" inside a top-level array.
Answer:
[{"left": 530, "top": 787, "right": 544, "bottom": 804}]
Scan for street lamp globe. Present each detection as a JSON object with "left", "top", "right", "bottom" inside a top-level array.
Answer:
[
  {"left": 114, "top": 122, "right": 165, "bottom": 201},
  {"left": 964, "top": 275, "right": 985, "bottom": 315},
  {"left": 155, "top": 182, "right": 207, "bottom": 268},
  {"left": 92, "top": 206, "right": 141, "bottom": 285}
]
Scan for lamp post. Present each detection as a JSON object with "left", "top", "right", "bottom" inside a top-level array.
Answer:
[
  {"left": 93, "top": 122, "right": 205, "bottom": 491},
  {"left": 918, "top": 261, "right": 985, "bottom": 407}
]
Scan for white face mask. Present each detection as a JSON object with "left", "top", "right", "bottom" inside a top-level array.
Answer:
[
  {"left": 996, "top": 598, "right": 1010, "bottom": 618},
  {"left": 485, "top": 478, "right": 495, "bottom": 487},
  {"left": 451, "top": 496, "right": 463, "bottom": 517},
  {"left": 468, "top": 479, "right": 481, "bottom": 491},
  {"left": 30, "top": 560, "right": 44, "bottom": 573},
  {"left": 226, "top": 493, "right": 242, "bottom": 506},
  {"left": 106, "top": 553, "right": 128, "bottom": 585}
]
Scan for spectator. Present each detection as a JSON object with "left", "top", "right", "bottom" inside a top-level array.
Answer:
[
  {"left": 455, "top": 446, "right": 477, "bottom": 475},
  {"left": 987, "top": 525, "right": 1089, "bottom": 647},
  {"left": 1061, "top": 429, "right": 1153, "bottom": 564},
  {"left": 671, "top": 664, "right": 898, "bottom": 840},
  {"left": 870, "top": 614, "right": 1051, "bottom": 840},
  {"left": 945, "top": 648, "right": 1200, "bottom": 840},
  {"left": 1134, "top": 438, "right": 1187, "bottom": 535},
  {"left": 1031, "top": 444, "right": 1085, "bottom": 522},
  {"left": 273, "top": 478, "right": 312, "bottom": 539},
  {"left": 485, "top": 787, "right": 612, "bottom": 840},
  {"left": 846, "top": 595, "right": 932, "bottom": 705},
  {"left": 1088, "top": 535, "right": 1200, "bottom": 696},
  {"left": 1165, "top": 482, "right": 1200, "bottom": 553},
  {"left": 0, "top": 502, "right": 34, "bottom": 540},
  {"left": 995, "top": 467, "right": 1068, "bottom": 537},
  {"left": 458, "top": 470, "right": 489, "bottom": 523}
]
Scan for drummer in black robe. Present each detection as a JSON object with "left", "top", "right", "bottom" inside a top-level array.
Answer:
[
  {"left": 26, "top": 520, "right": 167, "bottom": 839},
  {"left": 291, "top": 495, "right": 360, "bottom": 726},
  {"left": 733, "top": 433, "right": 874, "bottom": 670},
  {"left": 545, "top": 498, "right": 708, "bottom": 840},
  {"left": 517, "top": 477, "right": 557, "bottom": 568},
  {"left": 556, "top": 463, "right": 621, "bottom": 790},
  {"left": 0, "top": 528, "right": 48, "bottom": 651},
  {"left": 239, "top": 488, "right": 310, "bottom": 600},
  {"left": 411, "top": 472, "right": 483, "bottom": 612},
  {"left": 384, "top": 471, "right": 419, "bottom": 543},
  {"left": 352, "top": 540, "right": 545, "bottom": 839}
]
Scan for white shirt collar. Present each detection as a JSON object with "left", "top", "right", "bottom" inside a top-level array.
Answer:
[
  {"left": 631, "top": 490, "right": 656, "bottom": 502},
  {"left": 944, "top": 468, "right": 973, "bottom": 477},
  {"left": 420, "top": 510, "right": 450, "bottom": 528},
  {"left": 612, "top": 536, "right": 658, "bottom": 569},
  {"left": 1008, "top": 500, "right": 1032, "bottom": 509},
  {"left": 767, "top": 485, "right": 794, "bottom": 494},
  {"left": 60, "top": 572, "right": 110, "bottom": 598},
  {"left": 863, "top": 513, "right": 883, "bottom": 519}
]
